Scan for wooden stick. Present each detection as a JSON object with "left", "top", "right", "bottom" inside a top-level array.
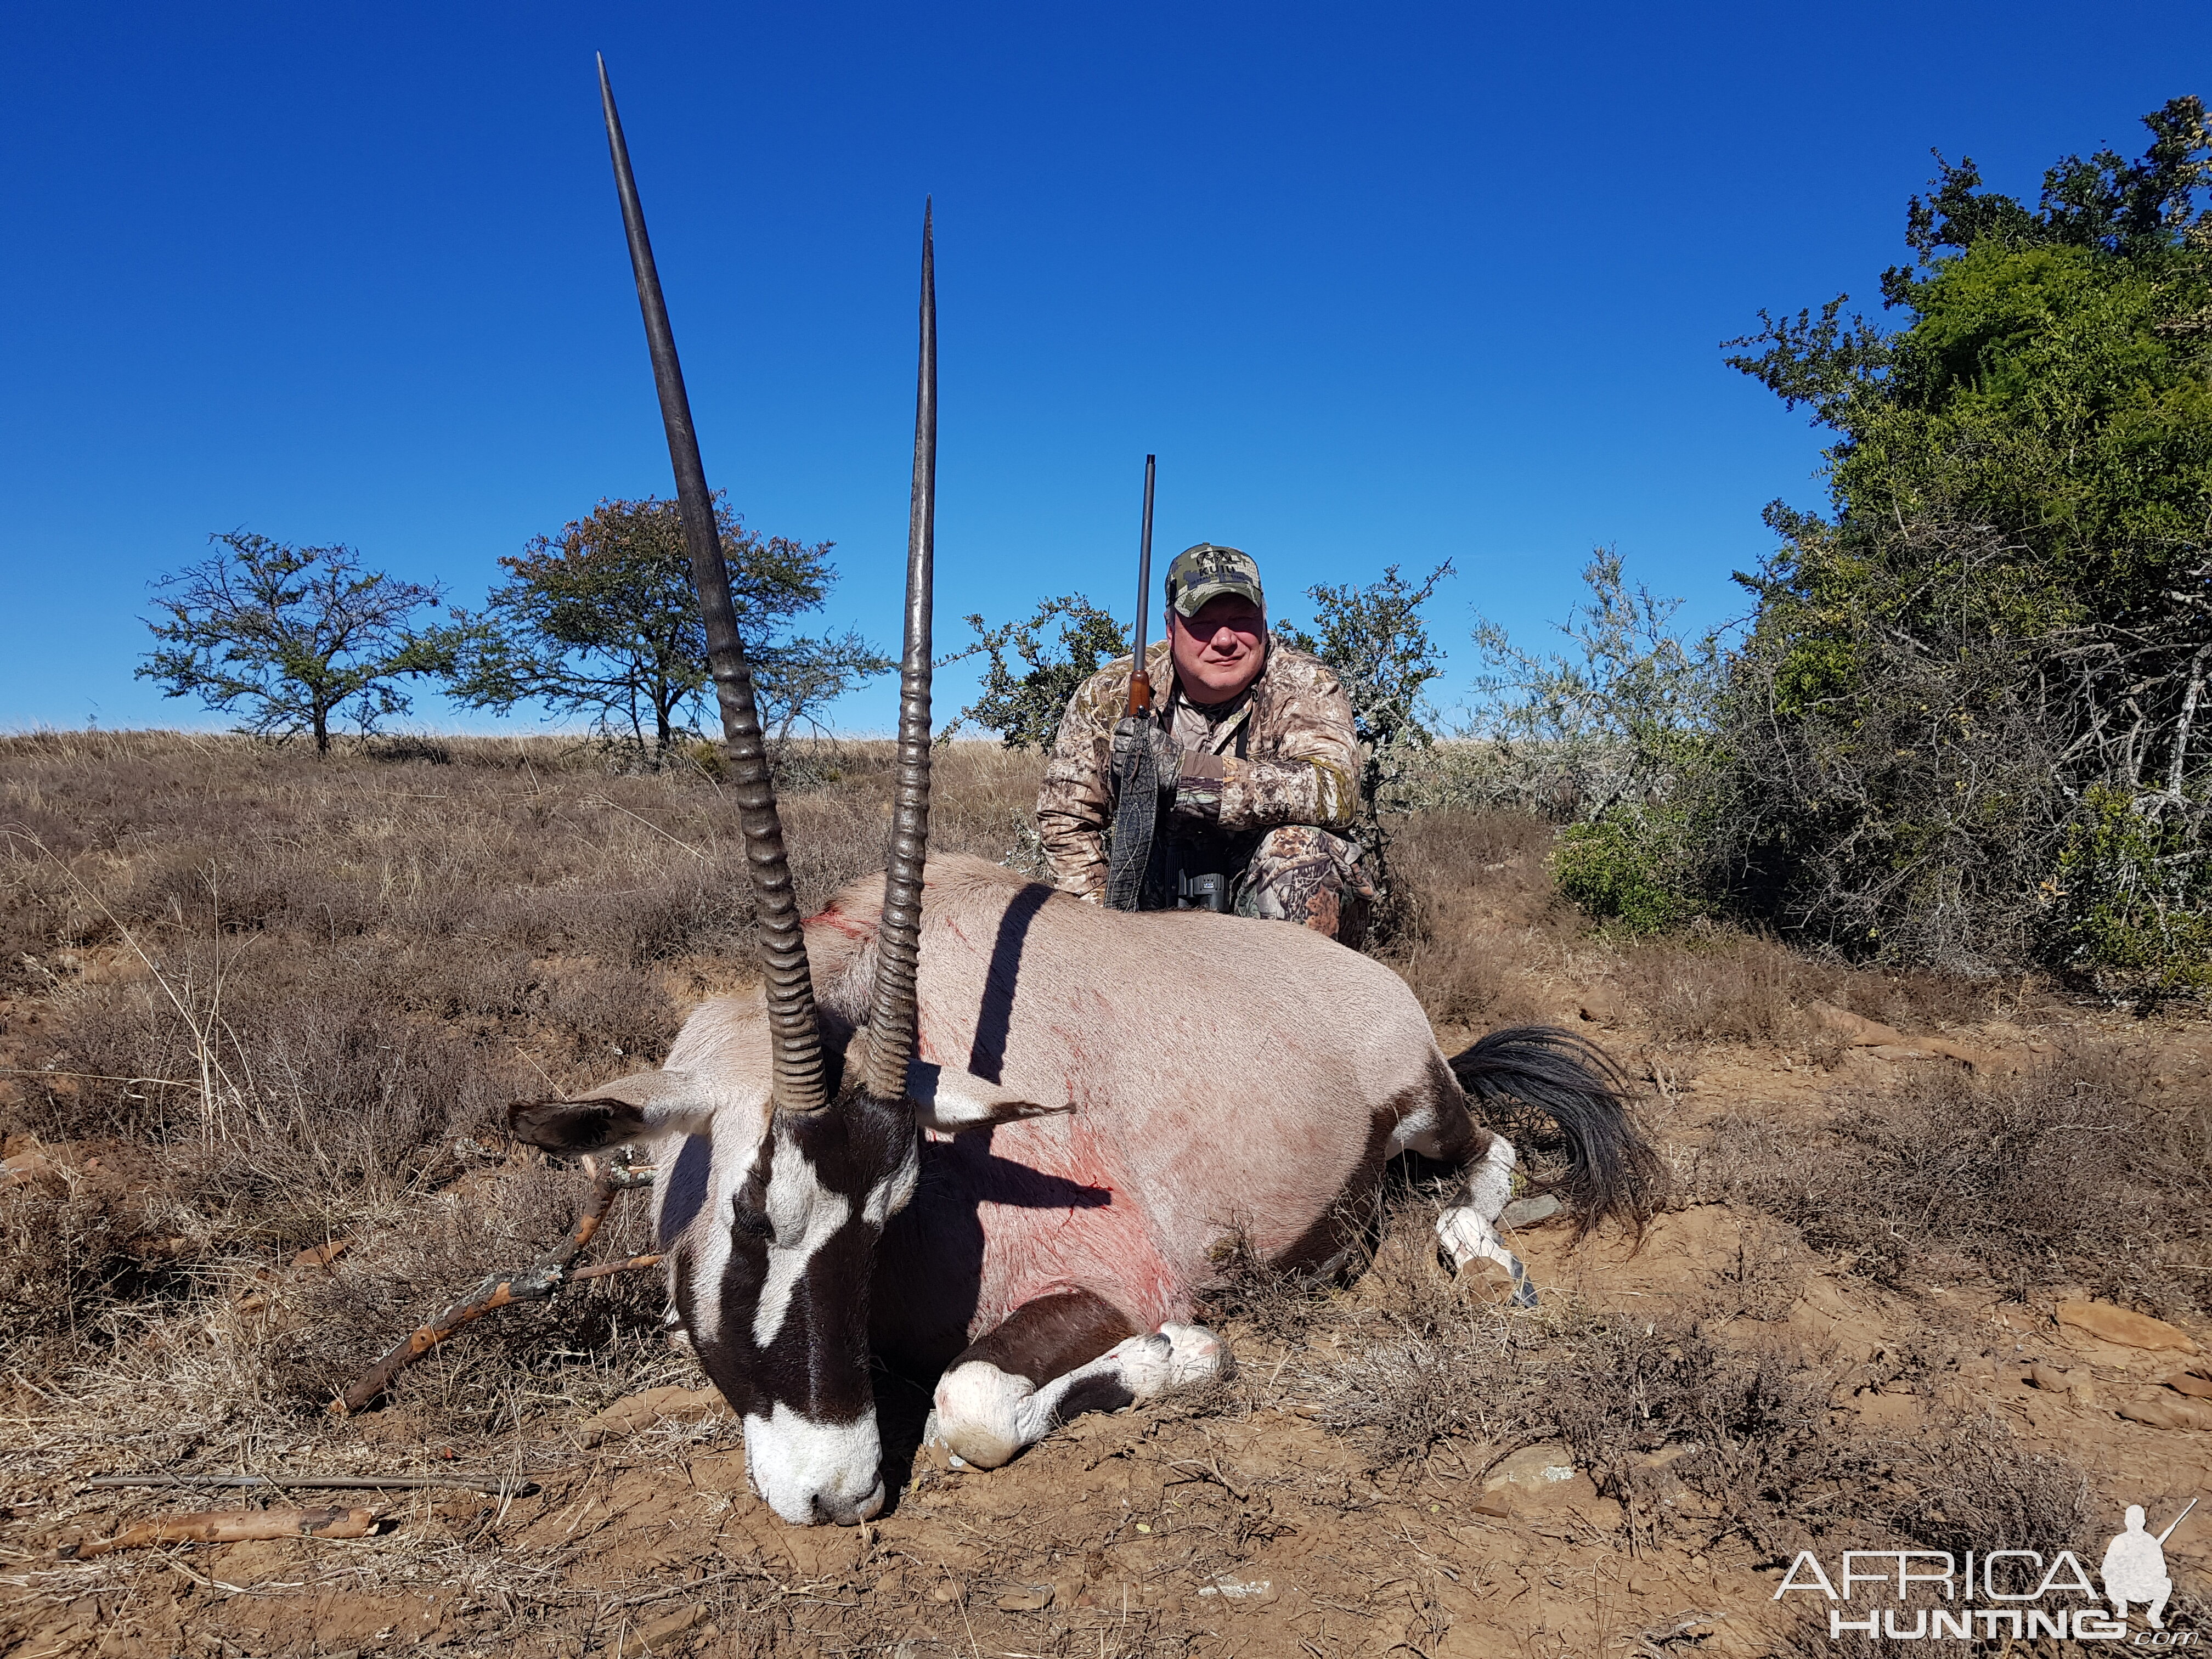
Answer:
[
  {"left": 83, "top": 1473, "right": 535, "bottom": 1496},
  {"left": 58, "top": 1506, "right": 377, "bottom": 1559},
  {"left": 329, "top": 1158, "right": 651, "bottom": 1417},
  {"left": 570, "top": 1251, "right": 663, "bottom": 1282}
]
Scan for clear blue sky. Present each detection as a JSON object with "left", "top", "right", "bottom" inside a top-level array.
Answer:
[{"left": 3, "top": 3, "right": 2203, "bottom": 736}]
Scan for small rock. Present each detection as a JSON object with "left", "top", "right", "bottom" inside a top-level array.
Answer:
[
  {"left": 633, "top": 1603, "right": 708, "bottom": 1650},
  {"left": 2028, "top": 1363, "right": 2097, "bottom": 1407},
  {"left": 2121, "top": 1396, "right": 2212, "bottom": 1432},
  {"left": 2166, "top": 1367, "right": 2212, "bottom": 1400},
  {"left": 1576, "top": 988, "right": 1623, "bottom": 1026},
  {"left": 1194, "top": 1572, "right": 1274, "bottom": 1603},
  {"left": 2057, "top": 1301, "right": 2198, "bottom": 1353},
  {"left": 2, "top": 1149, "right": 58, "bottom": 1186},
  {"left": 1484, "top": 1444, "right": 1588, "bottom": 1505},
  {"left": 1470, "top": 1491, "right": 1513, "bottom": 1518},
  {"left": 1808, "top": 1001, "right": 1999, "bottom": 1070},
  {"left": 1500, "top": 1194, "right": 1564, "bottom": 1230},
  {"left": 1810, "top": 1002, "right": 1911, "bottom": 1047}
]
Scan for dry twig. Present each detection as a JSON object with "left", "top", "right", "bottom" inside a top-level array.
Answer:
[
  {"left": 83, "top": 1473, "right": 534, "bottom": 1496},
  {"left": 329, "top": 1153, "right": 654, "bottom": 1417},
  {"left": 57, "top": 1506, "right": 378, "bottom": 1559}
]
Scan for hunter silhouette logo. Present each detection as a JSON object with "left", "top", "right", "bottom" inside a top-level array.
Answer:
[
  {"left": 1775, "top": 1500, "right": 2198, "bottom": 1643},
  {"left": 2106, "top": 1501, "right": 2194, "bottom": 1630}
]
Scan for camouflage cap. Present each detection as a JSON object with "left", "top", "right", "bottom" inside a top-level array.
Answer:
[{"left": 1164, "top": 543, "right": 1265, "bottom": 618}]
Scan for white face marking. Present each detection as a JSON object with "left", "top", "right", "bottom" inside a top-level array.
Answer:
[
  {"left": 863, "top": 1139, "right": 919, "bottom": 1229},
  {"left": 742, "top": 1402, "right": 884, "bottom": 1526},
  {"left": 751, "top": 1128, "right": 853, "bottom": 1350},
  {"left": 669, "top": 1086, "right": 772, "bottom": 1348}
]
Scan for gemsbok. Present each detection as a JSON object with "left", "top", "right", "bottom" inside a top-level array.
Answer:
[{"left": 513, "top": 61, "right": 1660, "bottom": 1527}]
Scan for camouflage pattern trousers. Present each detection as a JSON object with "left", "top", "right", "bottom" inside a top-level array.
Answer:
[{"left": 1164, "top": 825, "right": 1378, "bottom": 948}]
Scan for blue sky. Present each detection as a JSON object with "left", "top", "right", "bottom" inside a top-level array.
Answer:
[{"left": 3, "top": 3, "right": 2204, "bottom": 736}]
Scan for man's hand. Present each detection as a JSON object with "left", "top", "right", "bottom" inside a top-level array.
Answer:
[{"left": 1110, "top": 719, "right": 1180, "bottom": 792}]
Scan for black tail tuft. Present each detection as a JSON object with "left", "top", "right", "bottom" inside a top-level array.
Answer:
[{"left": 1449, "top": 1026, "right": 1664, "bottom": 1240}]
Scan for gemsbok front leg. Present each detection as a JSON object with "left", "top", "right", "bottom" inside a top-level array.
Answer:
[{"left": 929, "top": 1290, "right": 1232, "bottom": 1469}]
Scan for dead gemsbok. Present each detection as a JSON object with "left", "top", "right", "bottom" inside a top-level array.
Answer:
[{"left": 513, "top": 62, "right": 1661, "bottom": 1527}]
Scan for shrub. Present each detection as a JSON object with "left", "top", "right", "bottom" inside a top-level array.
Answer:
[
  {"left": 2052, "top": 783, "right": 2212, "bottom": 1001},
  {"left": 1550, "top": 814, "right": 1703, "bottom": 933}
]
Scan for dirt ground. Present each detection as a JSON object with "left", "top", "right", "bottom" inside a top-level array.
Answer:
[{"left": 4, "top": 735, "right": 2210, "bottom": 1657}]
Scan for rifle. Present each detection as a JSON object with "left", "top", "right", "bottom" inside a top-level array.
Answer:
[{"left": 1104, "top": 456, "right": 1160, "bottom": 911}]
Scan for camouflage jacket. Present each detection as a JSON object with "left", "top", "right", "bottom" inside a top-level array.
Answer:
[{"left": 1036, "top": 636, "right": 1359, "bottom": 899}]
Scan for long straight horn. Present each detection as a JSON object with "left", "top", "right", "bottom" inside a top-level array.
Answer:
[
  {"left": 597, "top": 55, "right": 827, "bottom": 1114},
  {"left": 863, "top": 202, "right": 936, "bottom": 1101}
]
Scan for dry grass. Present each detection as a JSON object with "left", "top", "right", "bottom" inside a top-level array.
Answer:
[
  {"left": 3, "top": 729, "right": 2146, "bottom": 1659},
  {"left": 1267, "top": 1191, "right": 2099, "bottom": 1571},
  {"left": 1380, "top": 808, "right": 1564, "bottom": 1024},
  {"left": 1613, "top": 929, "right": 2000, "bottom": 1050},
  {"left": 1680, "top": 1046, "right": 2212, "bottom": 1318},
  {"left": 0, "top": 733, "right": 2073, "bottom": 1435},
  {"left": 0, "top": 731, "right": 1046, "bottom": 1435}
]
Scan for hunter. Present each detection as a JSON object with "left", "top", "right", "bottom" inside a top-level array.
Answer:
[{"left": 1036, "top": 543, "right": 1377, "bottom": 945}]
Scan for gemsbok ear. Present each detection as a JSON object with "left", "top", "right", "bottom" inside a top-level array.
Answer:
[
  {"left": 508, "top": 1069, "right": 708, "bottom": 1154},
  {"left": 905, "top": 1060, "right": 1075, "bottom": 1132}
]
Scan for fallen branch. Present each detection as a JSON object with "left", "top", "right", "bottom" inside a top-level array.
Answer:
[
  {"left": 329, "top": 1153, "right": 653, "bottom": 1417},
  {"left": 57, "top": 1506, "right": 378, "bottom": 1559},
  {"left": 84, "top": 1473, "right": 534, "bottom": 1497},
  {"left": 571, "top": 1251, "right": 664, "bottom": 1282}
]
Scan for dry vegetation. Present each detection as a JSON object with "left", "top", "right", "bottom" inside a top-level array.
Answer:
[{"left": 5, "top": 730, "right": 2212, "bottom": 1657}]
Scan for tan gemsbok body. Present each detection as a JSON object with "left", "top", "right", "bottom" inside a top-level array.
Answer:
[{"left": 514, "top": 65, "right": 1658, "bottom": 1527}]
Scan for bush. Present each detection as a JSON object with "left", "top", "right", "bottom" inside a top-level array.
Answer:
[
  {"left": 2052, "top": 784, "right": 2212, "bottom": 1000},
  {"left": 941, "top": 594, "right": 1128, "bottom": 749},
  {"left": 1703, "top": 100, "right": 2212, "bottom": 980},
  {"left": 1550, "top": 814, "right": 1703, "bottom": 933}
]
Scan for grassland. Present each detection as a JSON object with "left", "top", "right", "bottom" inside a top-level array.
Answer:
[{"left": 4, "top": 731, "right": 2210, "bottom": 1657}]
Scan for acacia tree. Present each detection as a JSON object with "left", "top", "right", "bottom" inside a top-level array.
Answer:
[
  {"left": 136, "top": 532, "right": 446, "bottom": 755},
  {"left": 442, "top": 495, "right": 890, "bottom": 761}
]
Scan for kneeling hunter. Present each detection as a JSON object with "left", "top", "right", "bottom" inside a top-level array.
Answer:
[{"left": 1035, "top": 541, "right": 1376, "bottom": 946}]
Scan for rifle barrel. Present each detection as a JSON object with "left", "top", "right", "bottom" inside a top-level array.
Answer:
[
  {"left": 2158, "top": 1497, "right": 2198, "bottom": 1545},
  {"left": 1127, "top": 454, "right": 1156, "bottom": 715}
]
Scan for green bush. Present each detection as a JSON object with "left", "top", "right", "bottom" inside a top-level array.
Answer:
[
  {"left": 1550, "top": 815, "right": 1703, "bottom": 934},
  {"left": 2052, "top": 785, "right": 2212, "bottom": 1000}
]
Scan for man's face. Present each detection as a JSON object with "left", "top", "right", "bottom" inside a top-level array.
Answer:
[{"left": 1170, "top": 595, "right": 1267, "bottom": 702}]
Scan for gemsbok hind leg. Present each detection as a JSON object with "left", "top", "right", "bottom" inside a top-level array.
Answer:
[
  {"left": 929, "top": 1290, "right": 1231, "bottom": 1470},
  {"left": 1387, "top": 1050, "right": 1537, "bottom": 1307},
  {"left": 1429, "top": 1025, "right": 1658, "bottom": 1307}
]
